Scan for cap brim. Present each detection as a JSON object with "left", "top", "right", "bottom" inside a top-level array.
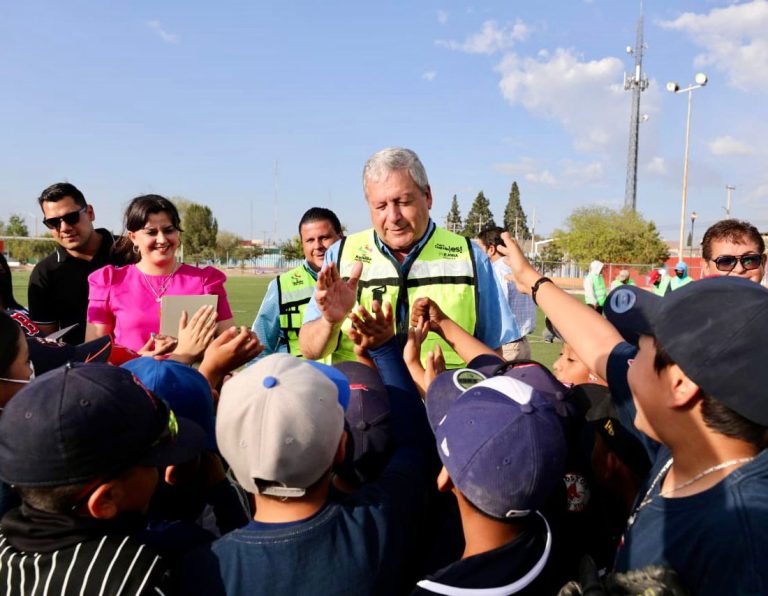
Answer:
[
  {"left": 465, "top": 354, "right": 505, "bottom": 377},
  {"left": 137, "top": 416, "right": 208, "bottom": 467},
  {"left": 426, "top": 368, "right": 487, "bottom": 432},
  {"left": 604, "top": 285, "right": 660, "bottom": 345},
  {"left": 28, "top": 335, "right": 113, "bottom": 376}
]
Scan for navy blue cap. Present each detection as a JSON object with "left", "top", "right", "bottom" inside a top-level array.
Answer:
[
  {"left": 0, "top": 363, "right": 206, "bottom": 487},
  {"left": 27, "top": 335, "right": 113, "bottom": 375},
  {"left": 606, "top": 277, "right": 768, "bottom": 426},
  {"left": 433, "top": 376, "right": 567, "bottom": 519},
  {"left": 332, "top": 362, "right": 392, "bottom": 485},
  {"left": 425, "top": 368, "right": 488, "bottom": 432},
  {"left": 122, "top": 358, "right": 217, "bottom": 451}
]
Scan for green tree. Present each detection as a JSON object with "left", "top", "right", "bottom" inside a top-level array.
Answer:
[
  {"left": 445, "top": 195, "right": 463, "bottom": 234},
  {"left": 280, "top": 235, "right": 303, "bottom": 261},
  {"left": 554, "top": 206, "right": 669, "bottom": 266},
  {"left": 217, "top": 230, "right": 262, "bottom": 263},
  {"left": 182, "top": 203, "right": 218, "bottom": 261},
  {"left": 462, "top": 191, "right": 496, "bottom": 237},
  {"left": 503, "top": 182, "right": 530, "bottom": 240},
  {"left": 6, "top": 214, "right": 29, "bottom": 237}
]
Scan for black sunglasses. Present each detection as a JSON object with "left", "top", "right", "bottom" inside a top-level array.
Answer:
[
  {"left": 43, "top": 206, "right": 87, "bottom": 230},
  {"left": 712, "top": 253, "right": 764, "bottom": 272}
]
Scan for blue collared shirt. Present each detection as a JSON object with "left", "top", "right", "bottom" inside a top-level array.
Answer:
[{"left": 302, "top": 220, "right": 520, "bottom": 348}]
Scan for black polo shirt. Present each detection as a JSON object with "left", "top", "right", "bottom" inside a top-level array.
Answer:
[{"left": 28, "top": 228, "right": 122, "bottom": 344}]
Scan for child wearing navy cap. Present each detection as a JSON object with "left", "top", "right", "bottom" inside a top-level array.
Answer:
[
  {"left": 501, "top": 232, "right": 768, "bottom": 595},
  {"left": 0, "top": 363, "right": 206, "bottom": 595}
]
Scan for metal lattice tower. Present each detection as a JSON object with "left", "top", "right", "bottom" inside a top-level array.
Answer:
[{"left": 624, "top": 3, "right": 649, "bottom": 211}]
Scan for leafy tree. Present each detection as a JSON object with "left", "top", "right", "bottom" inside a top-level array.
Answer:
[
  {"left": 554, "top": 206, "right": 669, "bottom": 266},
  {"left": 217, "top": 230, "right": 262, "bottom": 263},
  {"left": 181, "top": 203, "right": 218, "bottom": 261},
  {"left": 462, "top": 191, "right": 496, "bottom": 237},
  {"left": 445, "top": 195, "right": 463, "bottom": 234},
  {"left": 539, "top": 240, "right": 564, "bottom": 264},
  {"left": 6, "top": 214, "right": 29, "bottom": 237},
  {"left": 503, "top": 182, "right": 530, "bottom": 240},
  {"left": 280, "top": 235, "right": 303, "bottom": 261}
]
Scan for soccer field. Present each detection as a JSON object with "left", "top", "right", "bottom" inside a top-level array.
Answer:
[{"left": 11, "top": 270, "right": 560, "bottom": 368}]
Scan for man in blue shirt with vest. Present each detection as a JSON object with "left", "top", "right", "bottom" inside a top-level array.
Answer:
[
  {"left": 299, "top": 147, "right": 519, "bottom": 367},
  {"left": 251, "top": 208, "right": 342, "bottom": 359}
]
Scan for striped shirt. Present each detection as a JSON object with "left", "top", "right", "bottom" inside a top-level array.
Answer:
[{"left": 0, "top": 533, "right": 171, "bottom": 595}]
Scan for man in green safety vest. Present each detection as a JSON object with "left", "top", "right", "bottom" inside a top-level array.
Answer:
[
  {"left": 584, "top": 260, "right": 607, "bottom": 314},
  {"left": 250, "top": 208, "right": 342, "bottom": 360},
  {"left": 298, "top": 147, "right": 519, "bottom": 368}
]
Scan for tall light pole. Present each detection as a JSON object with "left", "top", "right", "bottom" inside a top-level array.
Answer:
[
  {"left": 667, "top": 72, "right": 708, "bottom": 260},
  {"left": 690, "top": 211, "right": 698, "bottom": 257},
  {"left": 623, "top": 2, "right": 649, "bottom": 211},
  {"left": 725, "top": 185, "right": 735, "bottom": 217}
]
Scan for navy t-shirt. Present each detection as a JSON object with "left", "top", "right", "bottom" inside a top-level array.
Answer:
[{"left": 607, "top": 342, "right": 768, "bottom": 595}]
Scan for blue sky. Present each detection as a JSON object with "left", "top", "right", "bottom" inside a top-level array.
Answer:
[{"left": 2, "top": 0, "right": 766, "bottom": 244}]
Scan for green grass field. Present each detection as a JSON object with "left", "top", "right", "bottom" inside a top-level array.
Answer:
[{"left": 11, "top": 270, "right": 561, "bottom": 369}]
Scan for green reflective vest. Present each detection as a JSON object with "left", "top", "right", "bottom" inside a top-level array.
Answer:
[
  {"left": 277, "top": 265, "right": 315, "bottom": 357},
  {"left": 670, "top": 276, "right": 694, "bottom": 291},
  {"left": 336, "top": 227, "right": 478, "bottom": 368},
  {"left": 586, "top": 273, "right": 607, "bottom": 307}
]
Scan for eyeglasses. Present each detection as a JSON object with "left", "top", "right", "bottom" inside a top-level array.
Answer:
[
  {"left": 712, "top": 253, "right": 764, "bottom": 272},
  {"left": 140, "top": 226, "right": 179, "bottom": 237},
  {"left": 42, "top": 206, "right": 87, "bottom": 230}
]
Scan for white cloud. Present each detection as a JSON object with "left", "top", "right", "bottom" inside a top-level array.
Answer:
[
  {"left": 708, "top": 135, "right": 754, "bottom": 156},
  {"left": 422, "top": 71, "right": 437, "bottom": 82},
  {"left": 436, "top": 19, "right": 529, "bottom": 55},
  {"left": 495, "top": 48, "right": 637, "bottom": 153},
  {"left": 660, "top": 1, "right": 768, "bottom": 91},
  {"left": 646, "top": 156, "right": 667, "bottom": 174},
  {"left": 147, "top": 20, "right": 179, "bottom": 44},
  {"left": 437, "top": 10, "right": 448, "bottom": 25},
  {"left": 493, "top": 156, "right": 605, "bottom": 187}
]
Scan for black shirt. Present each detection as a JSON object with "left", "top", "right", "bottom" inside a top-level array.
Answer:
[
  {"left": 412, "top": 513, "right": 563, "bottom": 595},
  {"left": 28, "top": 229, "right": 121, "bottom": 344}
]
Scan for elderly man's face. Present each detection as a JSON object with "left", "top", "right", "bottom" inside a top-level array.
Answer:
[
  {"left": 703, "top": 237, "right": 766, "bottom": 284},
  {"left": 365, "top": 169, "right": 432, "bottom": 253}
]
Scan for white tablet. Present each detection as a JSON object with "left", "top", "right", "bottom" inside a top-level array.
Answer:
[{"left": 159, "top": 295, "right": 218, "bottom": 337}]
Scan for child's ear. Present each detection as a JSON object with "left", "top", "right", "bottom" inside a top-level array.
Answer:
[
  {"left": 87, "top": 482, "right": 120, "bottom": 520},
  {"left": 164, "top": 465, "right": 178, "bottom": 486},
  {"left": 436, "top": 466, "right": 454, "bottom": 493},
  {"left": 666, "top": 364, "right": 701, "bottom": 408}
]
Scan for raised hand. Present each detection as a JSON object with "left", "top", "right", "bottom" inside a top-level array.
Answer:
[
  {"left": 138, "top": 333, "right": 177, "bottom": 357},
  {"left": 410, "top": 297, "right": 447, "bottom": 336},
  {"left": 315, "top": 261, "right": 363, "bottom": 324},
  {"left": 198, "top": 326, "right": 264, "bottom": 393},
  {"left": 347, "top": 300, "right": 394, "bottom": 352},
  {"left": 170, "top": 304, "right": 217, "bottom": 364},
  {"left": 498, "top": 231, "right": 540, "bottom": 295}
]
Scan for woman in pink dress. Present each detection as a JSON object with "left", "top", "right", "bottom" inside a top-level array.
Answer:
[{"left": 86, "top": 195, "right": 234, "bottom": 352}]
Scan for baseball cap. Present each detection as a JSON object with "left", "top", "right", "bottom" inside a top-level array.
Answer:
[
  {"left": 648, "top": 269, "right": 662, "bottom": 285},
  {"left": 674, "top": 262, "right": 687, "bottom": 273},
  {"left": 122, "top": 358, "right": 217, "bottom": 451},
  {"left": 216, "top": 353, "right": 346, "bottom": 498},
  {"left": 27, "top": 336, "right": 141, "bottom": 375},
  {"left": 333, "top": 361, "right": 392, "bottom": 485},
  {"left": 605, "top": 277, "right": 768, "bottom": 426},
  {"left": 27, "top": 335, "right": 113, "bottom": 375},
  {"left": 430, "top": 375, "right": 567, "bottom": 519},
  {"left": 0, "top": 363, "right": 207, "bottom": 487}
]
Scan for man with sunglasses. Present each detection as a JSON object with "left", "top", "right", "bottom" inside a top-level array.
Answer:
[
  {"left": 29, "top": 182, "right": 124, "bottom": 343},
  {"left": 701, "top": 219, "right": 766, "bottom": 285}
]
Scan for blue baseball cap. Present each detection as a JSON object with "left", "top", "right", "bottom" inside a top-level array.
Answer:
[
  {"left": 605, "top": 277, "right": 768, "bottom": 426},
  {"left": 332, "top": 361, "right": 392, "bottom": 485},
  {"left": 0, "top": 363, "right": 206, "bottom": 487},
  {"left": 431, "top": 375, "right": 567, "bottom": 519},
  {"left": 122, "top": 358, "right": 217, "bottom": 451}
]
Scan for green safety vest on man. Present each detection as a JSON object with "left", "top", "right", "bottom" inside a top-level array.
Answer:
[
  {"left": 336, "top": 227, "right": 478, "bottom": 368},
  {"left": 585, "top": 273, "right": 607, "bottom": 307},
  {"left": 277, "top": 265, "right": 333, "bottom": 363}
]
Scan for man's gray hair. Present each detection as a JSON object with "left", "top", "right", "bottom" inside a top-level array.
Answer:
[{"left": 362, "top": 148, "right": 430, "bottom": 198}]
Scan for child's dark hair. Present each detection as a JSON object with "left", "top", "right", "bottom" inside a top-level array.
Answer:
[
  {"left": 653, "top": 339, "right": 768, "bottom": 449},
  {"left": 0, "top": 312, "right": 22, "bottom": 377}
]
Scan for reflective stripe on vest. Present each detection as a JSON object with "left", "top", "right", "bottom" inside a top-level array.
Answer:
[
  {"left": 336, "top": 227, "right": 478, "bottom": 368},
  {"left": 277, "top": 265, "right": 315, "bottom": 357}
]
